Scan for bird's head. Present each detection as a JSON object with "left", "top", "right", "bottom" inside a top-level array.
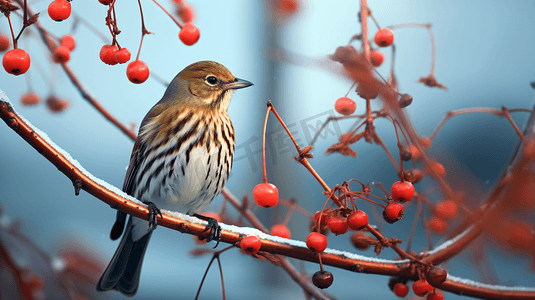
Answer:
[
  {"left": 139, "top": 61, "right": 253, "bottom": 141},
  {"left": 160, "top": 61, "right": 253, "bottom": 111}
]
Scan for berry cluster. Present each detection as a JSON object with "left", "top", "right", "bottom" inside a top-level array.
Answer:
[
  {"left": 53, "top": 35, "right": 76, "bottom": 64},
  {"left": 369, "top": 28, "right": 394, "bottom": 68},
  {"left": 99, "top": 45, "right": 131, "bottom": 66}
]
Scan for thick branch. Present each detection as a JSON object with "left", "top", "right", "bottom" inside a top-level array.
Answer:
[{"left": 2, "top": 95, "right": 535, "bottom": 299}]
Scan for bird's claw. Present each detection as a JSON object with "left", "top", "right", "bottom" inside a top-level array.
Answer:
[
  {"left": 194, "top": 213, "right": 222, "bottom": 248},
  {"left": 147, "top": 202, "right": 163, "bottom": 229}
]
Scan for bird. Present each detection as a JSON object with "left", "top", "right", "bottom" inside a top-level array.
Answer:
[{"left": 96, "top": 61, "right": 253, "bottom": 296}]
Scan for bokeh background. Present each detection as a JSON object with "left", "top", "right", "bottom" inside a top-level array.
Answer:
[{"left": 1, "top": 0, "right": 535, "bottom": 299}]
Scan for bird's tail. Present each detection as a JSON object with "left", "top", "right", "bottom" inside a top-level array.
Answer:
[{"left": 96, "top": 217, "right": 153, "bottom": 297}]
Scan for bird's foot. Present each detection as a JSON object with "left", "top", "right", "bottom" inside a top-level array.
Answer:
[
  {"left": 193, "top": 213, "right": 222, "bottom": 248},
  {"left": 146, "top": 202, "right": 163, "bottom": 229}
]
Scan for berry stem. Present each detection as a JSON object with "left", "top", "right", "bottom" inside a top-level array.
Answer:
[
  {"left": 281, "top": 201, "right": 296, "bottom": 226},
  {"left": 387, "top": 23, "right": 436, "bottom": 76},
  {"left": 135, "top": 0, "right": 151, "bottom": 61},
  {"left": 430, "top": 108, "right": 535, "bottom": 144},
  {"left": 502, "top": 106, "right": 528, "bottom": 145},
  {"left": 152, "top": 0, "right": 183, "bottom": 29},
  {"left": 105, "top": 0, "right": 120, "bottom": 47},
  {"left": 7, "top": 14, "right": 17, "bottom": 49},
  {"left": 420, "top": 203, "right": 434, "bottom": 250},
  {"left": 194, "top": 246, "right": 232, "bottom": 300},
  {"left": 261, "top": 103, "right": 272, "bottom": 184},
  {"left": 111, "top": 3, "right": 122, "bottom": 48},
  {"left": 368, "top": 8, "right": 381, "bottom": 29},
  {"left": 427, "top": 25, "right": 436, "bottom": 76},
  {"left": 405, "top": 198, "right": 422, "bottom": 252},
  {"left": 388, "top": 115, "right": 405, "bottom": 180},
  {"left": 267, "top": 101, "right": 342, "bottom": 207},
  {"left": 345, "top": 80, "right": 358, "bottom": 97},
  {"left": 13, "top": 0, "right": 28, "bottom": 44},
  {"left": 352, "top": 193, "right": 387, "bottom": 208},
  {"left": 360, "top": 0, "right": 370, "bottom": 62},
  {"left": 318, "top": 253, "right": 325, "bottom": 272}
]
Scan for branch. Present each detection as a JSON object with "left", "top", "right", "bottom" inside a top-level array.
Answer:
[{"left": 2, "top": 93, "right": 535, "bottom": 299}]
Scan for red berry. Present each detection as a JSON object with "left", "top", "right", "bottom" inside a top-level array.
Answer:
[
  {"left": 126, "top": 60, "right": 150, "bottom": 84},
  {"left": 427, "top": 266, "right": 448, "bottom": 286},
  {"left": 20, "top": 92, "right": 40, "bottom": 106},
  {"left": 253, "top": 183, "right": 279, "bottom": 208},
  {"left": 271, "top": 224, "right": 291, "bottom": 239},
  {"left": 400, "top": 148, "right": 412, "bottom": 161},
  {"left": 240, "top": 235, "right": 261, "bottom": 255},
  {"left": 306, "top": 232, "right": 327, "bottom": 253},
  {"left": 46, "top": 96, "right": 69, "bottom": 113},
  {"left": 399, "top": 93, "right": 413, "bottom": 108},
  {"left": 393, "top": 282, "right": 409, "bottom": 297},
  {"left": 334, "top": 97, "right": 356, "bottom": 115},
  {"left": 313, "top": 211, "right": 330, "bottom": 228},
  {"left": 410, "top": 168, "right": 424, "bottom": 183},
  {"left": 410, "top": 145, "right": 422, "bottom": 159},
  {"left": 370, "top": 50, "right": 384, "bottom": 67},
  {"left": 275, "top": 0, "right": 300, "bottom": 15},
  {"left": 312, "top": 271, "right": 333, "bottom": 289},
  {"left": 0, "top": 34, "right": 10, "bottom": 52},
  {"left": 114, "top": 48, "right": 131, "bottom": 64},
  {"left": 427, "top": 292, "right": 445, "bottom": 300},
  {"left": 98, "top": 0, "right": 111, "bottom": 5},
  {"left": 3, "top": 48, "right": 31, "bottom": 75},
  {"left": 435, "top": 200, "right": 458, "bottom": 219},
  {"left": 99, "top": 44, "right": 119, "bottom": 65},
  {"left": 179, "top": 23, "right": 200, "bottom": 46},
  {"left": 413, "top": 279, "right": 433, "bottom": 297},
  {"left": 421, "top": 137, "right": 432, "bottom": 148},
  {"left": 48, "top": 0, "right": 71, "bottom": 22},
  {"left": 374, "top": 28, "right": 394, "bottom": 47},
  {"left": 328, "top": 216, "right": 348, "bottom": 235},
  {"left": 384, "top": 202, "right": 404, "bottom": 222},
  {"left": 177, "top": 3, "right": 195, "bottom": 23},
  {"left": 428, "top": 216, "right": 448, "bottom": 234},
  {"left": 391, "top": 181, "right": 415, "bottom": 203},
  {"left": 53, "top": 45, "right": 70, "bottom": 64},
  {"left": 347, "top": 210, "right": 368, "bottom": 230},
  {"left": 429, "top": 161, "right": 446, "bottom": 177},
  {"left": 350, "top": 231, "right": 370, "bottom": 250},
  {"left": 61, "top": 35, "right": 75, "bottom": 51},
  {"left": 496, "top": 220, "right": 535, "bottom": 250}
]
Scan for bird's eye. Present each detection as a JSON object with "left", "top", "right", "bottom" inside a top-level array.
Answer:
[{"left": 206, "top": 76, "right": 218, "bottom": 85}]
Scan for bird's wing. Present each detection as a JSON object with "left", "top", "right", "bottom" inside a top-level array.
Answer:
[
  {"left": 123, "top": 102, "right": 164, "bottom": 195},
  {"left": 122, "top": 138, "right": 143, "bottom": 195}
]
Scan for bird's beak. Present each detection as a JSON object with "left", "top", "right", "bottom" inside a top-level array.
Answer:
[{"left": 226, "top": 77, "right": 253, "bottom": 90}]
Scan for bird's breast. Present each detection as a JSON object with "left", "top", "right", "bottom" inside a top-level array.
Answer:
[{"left": 133, "top": 112, "right": 235, "bottom": 214}]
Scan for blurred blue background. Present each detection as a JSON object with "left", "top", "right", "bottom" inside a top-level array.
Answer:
[{"left": 1, "top": 0, "right": 535, "bottom": 299}]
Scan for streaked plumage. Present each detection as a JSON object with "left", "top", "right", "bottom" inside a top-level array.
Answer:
[{"left": 96, "top": 61, "right": 253, "bottom": 296}]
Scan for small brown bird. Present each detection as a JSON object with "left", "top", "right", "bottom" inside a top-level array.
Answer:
[{"left": 96, "top": 61, "right": 253, "bottom": 296}]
